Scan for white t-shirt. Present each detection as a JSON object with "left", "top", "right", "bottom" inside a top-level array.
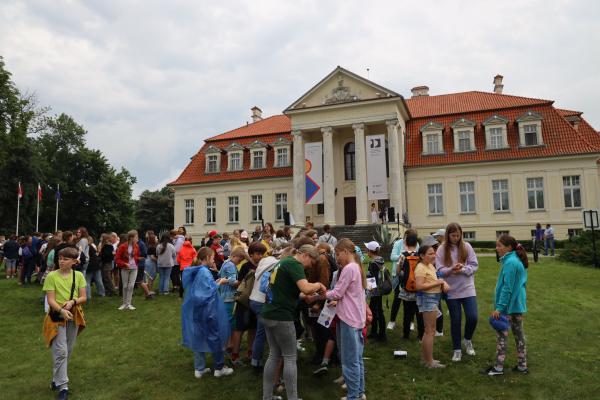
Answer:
[
  {"left": 371, "top": 210, "right": 379, "bottom": 224},
  {"left": 250, "top": 256, "right": 279, "bottom": 303},
  {"left": 545, "top": 227, "right": 554, "bottom": 238}
]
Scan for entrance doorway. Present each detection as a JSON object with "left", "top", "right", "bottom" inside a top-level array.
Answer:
[{"left": 344, "top": 197, "right": 357, "bottom": 225}]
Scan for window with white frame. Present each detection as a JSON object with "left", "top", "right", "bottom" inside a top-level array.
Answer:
[
  {"left": 420, "top": 122, "right": 444, "bottom": 155},
  {"left": 496, "top": 230, "right": 510, "bottom": 238},
  {"left": 563, "top": 175, "right": 581, "bottom": 208},
  {"left": 206, "top": 198, "right": 216, "bottom": 224},
  {"left": 275, "top": 193, "right": 287, "bottom": 221},
  {"left": 427, "top": 183, "right": 443, "bottom": 215},
  {"left": 489, "top": 127, "right": 504, "bottom": 149},
  {"left": 463, "top": 231, "right": 476, "bottom": 241},
  {"left": 229, "top": 152, "right": 242, "bottom": 171},
  {"left": 228, "top": 196, "right": 239, "bottom": 223},
  {"left": 251, "top": 195, "right": 263, "bottom": 222},
  {"left": 492, "top": 179, "right": 510, "bottom": 212},
  {"left": 184, "top": 199, "right": 194, "bottom": 224},
  {"left": 206, "top": 154, "right": 219, "bottom": 173},
  {"left": 426, "top": 134, "right": 441, "bottom": 154},
  {"left": 275, "top": 147, "right": 289, "bottom": 167},
  {"left": 459, "top": 181, "right": 476, "bottom": 213},
  {"left": 457, "top": 131, "right": 471, "bottom": 152},
  {"left": 524, "top": 124, "right": 538, "bottom": 146},
  {"left": 251, "top": 150, "right": 265, "bottom": 169},
  {"left": 527, "top": 177, "right": 544, "bottom": 210}
]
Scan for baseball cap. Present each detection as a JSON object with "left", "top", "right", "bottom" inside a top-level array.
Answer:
[
  {"left": 240, "top": 231, "right": 249, "bottom": 239},
  {"left": 421, "top": 235, "right": 438, "bottom": 247},
  {"left": 432, "top": 229, "right": 445, "bottom": 238},
  {"left": 208, "top": 230, "right": 217, "bottom": 238},
  {"left": 364, "top": 241, "right": 381, "bottom": 252},
  {"left": 489, "top": 314, "right": 510, "bottom": 332}
]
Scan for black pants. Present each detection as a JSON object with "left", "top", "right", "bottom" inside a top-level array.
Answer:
[
  {"left": 171, "top": 265, "right": 181, "bottom": 288},
  {"left": 23, "top": 259, "right": 35, "bottom": 284},
  {"left": 436, "top": 300, "right": 444, "bottom": 333},
  {"left": 390, "top": 286, "right": 401, "bottom": 322},
  {"left": 369, "top": 296, "right": 386, "bottom": 338},
  {"left": 403, "top": 300, "right": 424, "bottom": 340}
]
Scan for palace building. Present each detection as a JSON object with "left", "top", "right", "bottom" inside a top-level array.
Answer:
[{"left": 170, "top": 66, "right": 600, "bottom": 241}]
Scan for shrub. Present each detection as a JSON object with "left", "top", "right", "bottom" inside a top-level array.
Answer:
[{"left": 559, "top": 230, "right": 600, "bottom": 267}]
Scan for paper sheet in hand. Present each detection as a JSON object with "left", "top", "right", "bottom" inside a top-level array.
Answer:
[
  {"left": 366, "top": 277, "right": 377, "bottom": 290},
  {"left": 317, "top": 301, "right": 337, "bottom": 328}
]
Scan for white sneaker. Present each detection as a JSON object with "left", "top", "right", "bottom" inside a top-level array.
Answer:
[
  {"left": 341, "top": 383, "right": 347, "bottom": 390},
  {"left": 194, "top": 368, "right": 211, "bottom": 378},
  {"left": 214, "top": 366, "right": 234, "bottom": 377},
  {"left": 386, "top": 321, "right": 396, "bottom": 330},
  {"left": 297, "top": 339, "right": 306, "bottom": 352},
  {"left": 452, "top": 350, "right": 462, "bottom": 362},
  {"left": 435, "top": 331, "right": 444, "bottom": 337},
  {"left": 117, "top": 304, "right": 127, "bottom": 310},
  {"left": 341, "top": 395, "right": 366, "bottom": 400},
  {"left": 127, "top": 305, "right": 136, "bottom": 310},
  {"left": 463, "top": 339, "right": 476, "bottom": 355},
  {"left": 333, "top": 375, "right": 345, "bottom": 384},
  {"left": 410, "top": 322, "right": 415, "bottom": 331}
]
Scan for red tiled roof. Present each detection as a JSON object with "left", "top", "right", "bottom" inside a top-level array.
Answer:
[
  {"left": 206, "top": 115, "right": 291, "bottom": 142},
  {"left": 170, "top": 132, "right": 293, "bottom": 186},
  {"left": 405, "top": 91, "right": 551, "bottom": 118},
  {"left": 556, "top": 108, "right": 583, "bottom": 117},
  {"left": 405, "top": 103, "right": 600, "bottom": 167}
]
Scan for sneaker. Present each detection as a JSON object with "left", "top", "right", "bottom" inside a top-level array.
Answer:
[
  {"left": 214, "top": 366, "right": 234, "bottom": 377},
  {"left": 297, "top": 339, "right": 306, "bottom": 352},
  {"left": 333, "top": 375, "right": 345, "bottom": 384},
  {"left": 435, "top": 331, "right": 444, "bottom": 337},
  {"left": 127, "top": 305, "right": 136, "bottom": 310},
  {"left": 117, "top": 304, "right": 127, "bottom": 310},
  {"left": 341, "top": 396, "right": 367, "bottom": 400},
  {"left": 56, "top": 389, "right": 69, "bottom": 400},
  {"left": 387, "top": 321, "right": 396, "bottom": 330},
  {"left": 482, "top": 366, "right": 504, "bottom": 376},
  {"left": 313, "top": 363, "right": 328, "bottom": 375},
  {"left": 194, "top": 368, "right": 211, "bottom": 378},
  {"left": 425, "top": 361, "right": 446, "bottom": 369},
  {"left": 410, "top": 322, "right": 415, "bottom": 331},
  {"left": 452, "top": 350, "right": 462, "bottom": 362},
  {"left": 145, "top": 294, "right": 155, "bottom": 300},
  {"left": 341, "top": 383, "right": 347, "bottom": 390},
  {"left": 463, "top": 339, "right": 476, "bottom": 356},
  {"left": 512, "top": 365, "right": 529, "bottom": 374},
  {"left": 51, "top": 381, "right": 57, "bottom": 391}
]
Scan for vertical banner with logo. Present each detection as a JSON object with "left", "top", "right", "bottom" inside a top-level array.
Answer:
[
  {"left": 305, "top": 142, "right": 323, "bottom": 204},
  {"left": 366, "top": 134, "right": 389, "bottom": 200}
]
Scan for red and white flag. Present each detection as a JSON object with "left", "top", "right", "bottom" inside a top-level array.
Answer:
[
  {"left": 18, "top": 182, "right": 23, "bottom": 199},
  {"left": 37, "top": 183, "right": 42, "bottom": 201}
]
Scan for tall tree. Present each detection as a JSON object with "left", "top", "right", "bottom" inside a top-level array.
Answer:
[{"left": 135, "top": 186, "right": 174, "bottom": 235}]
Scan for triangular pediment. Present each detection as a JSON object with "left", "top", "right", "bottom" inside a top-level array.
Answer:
[{"left": 285, "top": 66, "right": 400, "bottom": 111}]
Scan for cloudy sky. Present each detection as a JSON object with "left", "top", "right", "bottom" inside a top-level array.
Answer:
[{"left": 2, "top": 0, "right": 599, "bottom": 196}]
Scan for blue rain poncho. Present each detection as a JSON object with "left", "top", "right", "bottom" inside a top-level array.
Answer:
[{"left": 181, "top": 265, "right": 231, "bottom": 353}]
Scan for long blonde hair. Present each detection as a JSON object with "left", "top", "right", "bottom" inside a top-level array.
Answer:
[{"left": 334, "top": 238, "right": 367, "bottom": 289}]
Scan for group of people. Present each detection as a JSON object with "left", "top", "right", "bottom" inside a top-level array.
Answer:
[{"left": 0, "top": 221, "right": 529, "bottom": 400}]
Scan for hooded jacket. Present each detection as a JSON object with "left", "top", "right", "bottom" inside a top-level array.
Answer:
[
  {"left": 177, "top": 241, "right": 198, "bottom": 271},
  {"left": 367, "top": 256, "right": 389, "bottom": 297}
]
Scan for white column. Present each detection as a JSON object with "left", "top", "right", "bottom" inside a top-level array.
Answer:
[
  {"left": 322, "top": 127, "right": 336, "bottom": 226},
  {"left": 386, "top": 119, "right": 403, "bottom": 219},
  {"left": 353, "top": 123, "right": 369, "bottom": 225},
  {"left": 292, "top": 130, "right": 305, "bottom": 226}
]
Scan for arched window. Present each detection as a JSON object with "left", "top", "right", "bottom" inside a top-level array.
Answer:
[{"left": 344, "top": 142, "right": 355, "bottom": 181}]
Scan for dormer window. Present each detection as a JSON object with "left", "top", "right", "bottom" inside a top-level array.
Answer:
[
  {"left": 271, "top": 137, "right": 292, "bottom": 167},
  {"left": 516, "top": 111, "right": 543, "bottom": 147},
  {"left": 451, "top": 118, "right": 476, "bottom": 152},
  {"left": 248, "top": 140, "right": 267, "bottom": 169},
  {"left": 420, "top": 121, "right": 445, "bottom": 155},
  {"left": 204, "top": 145, "right": 221, "bottom": 173},
  {"left": 225, "top": 142, "right": 244, "bottom": 171},
  {"left": 483, "top": 115, "right": 509, "bottom": 150}
]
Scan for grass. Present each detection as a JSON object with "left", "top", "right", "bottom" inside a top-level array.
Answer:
[{"left": 1, "top": 257, "right": 600, "bottom": 400}]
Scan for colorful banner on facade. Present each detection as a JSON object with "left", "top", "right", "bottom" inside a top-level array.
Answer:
[
  {"left": 305, "top": 142, "right": 323, "bottom": 204},
  {"left": 366, "top": 134, "right": 389, "bottom": 200}
]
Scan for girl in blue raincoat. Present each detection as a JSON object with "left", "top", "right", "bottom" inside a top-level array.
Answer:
[{"left": 182, "top": 247, "right": 234, "bottom": 378}]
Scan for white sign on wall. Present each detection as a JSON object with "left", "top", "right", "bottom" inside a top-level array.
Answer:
[
  {"left": 305, "top": 142, "right": 323, "bottom": 204},
  {"left": 366, "top": 134, "right": 389, "bottom": 200}
]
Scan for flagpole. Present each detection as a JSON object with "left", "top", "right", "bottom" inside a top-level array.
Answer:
[
  {"left": 16, "top": 182, "right": 21, "bottom": 236},
  {"left": 36, "top": 183, "right": 40, "bottom": 232},
  {"left": 55, "top": 184, "right": 59, "bottom": 232}
]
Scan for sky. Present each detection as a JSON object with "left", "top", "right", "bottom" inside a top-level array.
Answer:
[{"left": 1, "top": 0, "right": 599, "bottom": 197}]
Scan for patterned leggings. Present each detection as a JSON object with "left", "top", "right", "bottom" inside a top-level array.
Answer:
[{"left": 495, "top": 314, "right": 527, "bottom": 370}]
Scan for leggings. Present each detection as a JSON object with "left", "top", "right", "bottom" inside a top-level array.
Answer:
[
  {"left": 120, "top": 269, "right": 137, "bottom": 306},
  {"left": 390, "top": 286, "right": 401, "bottom": 322},
  {"left": 495, "top": 314, "right": 527, "bottom": 370},
  {"left": 262, "top": 319, "right": 298, "bottom": 400},
  {"left": 369, "top": 296, "right": 386, "bottom": 338}
]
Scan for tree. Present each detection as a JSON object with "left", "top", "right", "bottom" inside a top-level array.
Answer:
[{"left": 135, "top": 186, "right": 174, "bottom": 236}]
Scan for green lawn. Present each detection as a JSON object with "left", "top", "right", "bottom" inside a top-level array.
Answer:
[{"left": 2, "top": 258, "right": 600, "bottom": 400}]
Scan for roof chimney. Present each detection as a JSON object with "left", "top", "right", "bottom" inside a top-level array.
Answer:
[
  {"left": 251, "top": 106, "right": 263, "bottom": 123},
  {"left": 493, "top": 75, "right": 504, "bottom": 94},
  {"left": 411, "top": 86, "right": 429, "bottom": 98}
]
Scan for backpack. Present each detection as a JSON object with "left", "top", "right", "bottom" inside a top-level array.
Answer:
[
  {"left": 378, "top": 267, "right": 392, "bottom": 295},
  {"left": 234, "top": 270, "right": 255, "bottom": 308},
  {"left": 258, "top": 261, "right": 280, "bottom": 304},
  {"left": 400, "top": 250, "right": 419, "bottom": 292}
]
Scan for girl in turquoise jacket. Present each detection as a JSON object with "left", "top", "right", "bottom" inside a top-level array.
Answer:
[{"left": 485, "top": 235, "right": 528, "bottom": 376}]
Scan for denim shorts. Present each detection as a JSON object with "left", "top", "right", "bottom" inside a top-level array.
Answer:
[{"left": 417, "top": 292, "right": 442, "bottom": 313}]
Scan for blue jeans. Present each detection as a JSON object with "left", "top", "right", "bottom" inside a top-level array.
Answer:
[
  {"left": 194, "top": 350, "right": 224, "bottom": 371},
  {"left": 446, "top": 296, "right": 478, "bottom": 351},
  {"left": 337, "top": 320, "right": 365, "bottom": 400},
  {"left": 145, "top": 257, "right": 157, "bottom": 280},
  {"left": 85, "top": 269, "right": 105, "bottom": 298},
  {"left": 250, "top": 300, "right": 266, "bottom": 366},
  {"left": 158, "top": 267, "right": 172, "bottom": 294},
  {"left": 544, "top": 237, "right": 555, "bottom": 256}
]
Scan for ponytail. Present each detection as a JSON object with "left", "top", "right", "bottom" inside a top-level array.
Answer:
[{"left": 498, "top": 235, "right": 529, "bottom": 269}]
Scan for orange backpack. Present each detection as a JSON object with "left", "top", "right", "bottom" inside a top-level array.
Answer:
[{"left": 401, "top": 251, "right": 420, "bottom": 292}]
